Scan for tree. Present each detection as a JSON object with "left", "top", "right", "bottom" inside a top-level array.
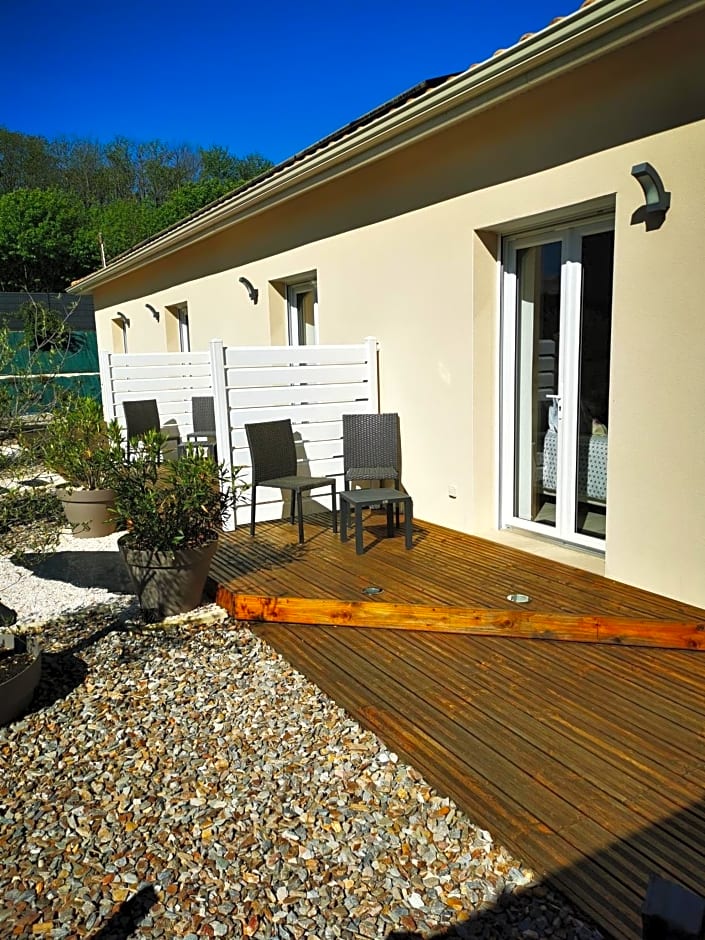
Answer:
[
  {"left": 0, "top": 130, "right": 275, "bottom": 285},
  {"left": 153, "top": 178, "right": 233, "bottom": 231},
  {"left": 92, "top": 198, "right": 156, "bottom": 260},
  {"left": 0, "top": 297, "right": 77, "bottom": 428},
  {"left": 0, "top": 188, "right": 98, "bottom": 291},
  {"left": 134, "top": 140, "right": 199, "bottom": 205},
  {"left": 0, "top": 127, "right": 57, "bottom": 194},
  {"left": 200, "top": 146, "right": 272, "bottom": 185}
]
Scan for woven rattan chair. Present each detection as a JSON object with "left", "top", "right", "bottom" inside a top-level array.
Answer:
[
  {"left": 245, "top": 419, "right": 337, "bottom": 544},
  {"left": 186, "top": 396, "right": 217, "bottom": 459},
  {"left": 123, "top": 399, "right": 179, "bottom": 460},
  {"left": 342, "top": 412, "right": 402, "bottom": 525}
]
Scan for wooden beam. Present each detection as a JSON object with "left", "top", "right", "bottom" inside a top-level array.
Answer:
[{"left": 215, "top": 588, "right": 705, "bottom": 651}]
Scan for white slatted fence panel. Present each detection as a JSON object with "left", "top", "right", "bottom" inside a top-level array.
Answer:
[
  {"left": 100, "top": 350, "right": 214, "bottom": 441},
  {"left": 226, "top": 338, "right": 377, "bottom": 526},
  {"left": 99, "top": 338, "right": 379, "bottom": 530}
]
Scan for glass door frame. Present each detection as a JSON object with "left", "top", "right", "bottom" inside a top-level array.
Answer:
[
  {"left": 287, "top": 281, "right": 318, "bottom": 346},
  {"left": 500, "top": 217, "right": 613, "bottom": 553}
]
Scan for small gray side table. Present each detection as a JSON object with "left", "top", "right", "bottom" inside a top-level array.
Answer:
[{"left": 339, "top": 487, "right": 413, "bottom": 555}]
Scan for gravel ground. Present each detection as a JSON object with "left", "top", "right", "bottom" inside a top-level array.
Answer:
[{"left": 0, "top": 535, "right": 607, "bottom": 939}]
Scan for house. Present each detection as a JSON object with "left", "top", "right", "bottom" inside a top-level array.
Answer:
[{"left": 70, "top": 0, "right": 705, "bottom": 610}]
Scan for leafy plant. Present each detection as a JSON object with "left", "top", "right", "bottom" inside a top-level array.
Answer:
[
  {"left": 41, "top": 395, "right": 122, "bottom": 490},
  {"left": 0, "top": 298, "right": 77, "bottom": 435},
  {"left": 0, "top": 485, "right": 64, "bottom": 558},
  {"left": 111, "top": 431, "right": 245, "bottom": 552}
]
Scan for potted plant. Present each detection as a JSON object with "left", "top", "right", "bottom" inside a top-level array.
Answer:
[
  {"left": 0, "top": 630, "right": 42, "bottom": 726},
  {"left": 111, "top": 430, "right": 241, "bottom": 621},
  {"left": 41, "top": 396, "right": 123, "bottom": 538}
]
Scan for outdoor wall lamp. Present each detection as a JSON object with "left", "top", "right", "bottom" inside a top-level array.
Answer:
[
  {"left": 631, "top": 162, "right": 671, "bottom": 230},
  {"left": 145, "top": 303, "right": 160, "bottom": 322},
  {"left": 116, "top": 312, "right": 130, "bottom": 327},
  {"left": 239, "top": 276, "right": 259, "bottom": 304}
]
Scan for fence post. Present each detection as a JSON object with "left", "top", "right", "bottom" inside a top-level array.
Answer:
[
  {"left": 209, "top": 339, "right": 235, "bottom": 531},
  {"left": 364, "top": 336, "right": 379, "bottom": 413},
  {"left": 98, "top": 350, "right": 115, "bottom": 422}
]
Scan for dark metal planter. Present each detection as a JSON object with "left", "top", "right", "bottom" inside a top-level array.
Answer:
[
  {"left": 118, "top": 536, "right": 219, "bottom": 621},
  {"left": 0, "top": 633, "right": 42, "bottom": 726}
]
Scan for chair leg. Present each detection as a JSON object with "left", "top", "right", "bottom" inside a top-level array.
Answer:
[
  {"left": 250, "top": 487, "right": 257, "bottom": 537},
  {"left": 297, "top": 491, "right": 304, "bottom": 543},
  {"left": 331, "top": 481, "right": 338, "bottom": 533},
  {"left": 386, "top": 501, "right": 394, "bottom": 538},
  {"left": 290, "top": 492, "right": 296, "bottom": 525}
]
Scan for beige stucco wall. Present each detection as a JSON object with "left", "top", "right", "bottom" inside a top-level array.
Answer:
[{"left": 90, "top": 9, "right": 705, "bottom": 608}]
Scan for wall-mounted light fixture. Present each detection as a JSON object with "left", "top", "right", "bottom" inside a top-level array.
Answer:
[
  {"left": 116, "top": 312, "right": 130, "bottom": 327},
  {"left": 145, "top": 303, "right": 160, "bottom": 322},
  {"left": 239, "top": 276, "right": 259, "bottom": 304},
  {"left": 631, "top": 162, "right": 671, "bottom": 230}
]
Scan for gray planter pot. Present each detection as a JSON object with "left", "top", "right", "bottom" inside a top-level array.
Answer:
[
  {"left": 58, "top": 487, "right": 117, "bottom": 539},
  {"left": 118, "top": 536, "right": 219, "bottom": 621},
  {"left": 0, "top": 633, "right": 42, "bottom": 726}
]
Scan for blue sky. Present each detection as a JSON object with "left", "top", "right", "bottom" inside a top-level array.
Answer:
[{"left": 2, "top": 0, "right": 578, "bottom": 167}]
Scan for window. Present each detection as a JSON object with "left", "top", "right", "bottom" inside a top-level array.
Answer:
[
  {"left": 501, "top": 218, "right": 614, "bottom": 549},
  {"left": 166, "top": 302, "right": 190, "bottom": 352},
  {"left": 287, "top": 281, "right": 318, "bottom": 345}
]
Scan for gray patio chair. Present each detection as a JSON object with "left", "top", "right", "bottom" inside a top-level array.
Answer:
[
  {"left": 245, "top": 418, "right": 337, "bottom": 544},
  {"left": 122, "top": 399, "right": 179, "bottom": 460},
  {"left": 185, "top": 396, "right": 217, "bottom": 460},
  {"left": 342, "top": 412, "right": 402, "bottom": 525}
]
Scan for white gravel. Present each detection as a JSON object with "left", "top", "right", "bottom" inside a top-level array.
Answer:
[
  {"left": 0, "top": 529, "right": 606, "bottom": 939},
  {"left": 0, "top": 529, "right": 135, "bottom": 625}
]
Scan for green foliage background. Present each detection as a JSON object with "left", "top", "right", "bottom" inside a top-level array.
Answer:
[{"left": 0, "top": 128, "right": 273, "bottom": 291}]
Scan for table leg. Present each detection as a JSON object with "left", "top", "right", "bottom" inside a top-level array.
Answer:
[
  {"left": 355, "top": 504, "right": 363, "bottom": 555},
  {"left": 404, "top": 497, "right": 413, "bottom": 549},
  {"left": 340, "top": 499, "right": 348, "bottom": 542}
]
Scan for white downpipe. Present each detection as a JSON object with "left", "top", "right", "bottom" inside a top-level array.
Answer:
[
  {"left": 364, "top": 336, "right": 379, "bottom": 413},
  {"left": 209, "top": 338, "right": 235, "bottom": 531},
  {"left": 98, "top": 350, "right": 115, "bottom": 423}
]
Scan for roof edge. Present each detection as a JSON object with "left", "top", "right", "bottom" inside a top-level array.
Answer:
[{"left": 70, "top": 0, "right": 703, "bottom": 294}]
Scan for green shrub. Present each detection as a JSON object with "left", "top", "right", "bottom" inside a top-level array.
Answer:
[
  {"left": 42, "top": 395, "right": 122, "bottom": 490},
  {"left": 0, "top": 486, "right": 63, "bottom": 557},
  {"left": 111, "top": 431, "right": 245, "bottom": 552}
]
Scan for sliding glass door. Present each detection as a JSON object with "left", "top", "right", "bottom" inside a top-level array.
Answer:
[{"left": 501, "top": 220, "right": 614, "bottom": 549}]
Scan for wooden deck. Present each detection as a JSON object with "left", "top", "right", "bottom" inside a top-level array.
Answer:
[{"left": 209, "top": 514, "right": 705, "bottom": 940}]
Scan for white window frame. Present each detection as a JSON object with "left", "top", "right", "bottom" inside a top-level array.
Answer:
[
  {"left": 177, "top": 304, "right": 190, "bottom": 353},
  {"left": 287, "top": 281, "right": 318, "bottom": 345},
  {"left": 500, "top": 216, "right": 613, "bottom": 553}
]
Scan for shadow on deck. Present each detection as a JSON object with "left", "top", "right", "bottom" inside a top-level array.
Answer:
[{"left": 209, "top": 513, "right": 705, "bottom": 940}]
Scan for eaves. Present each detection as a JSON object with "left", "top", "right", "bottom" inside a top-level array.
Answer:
[{"left": 70, "top": 0, "right": 704, "bottom": 294}]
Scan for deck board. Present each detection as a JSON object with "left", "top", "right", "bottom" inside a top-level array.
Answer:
[{"left": 209, "top": 516, "right": 705, "bottom": 940}]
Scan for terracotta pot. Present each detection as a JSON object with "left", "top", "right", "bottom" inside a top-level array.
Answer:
[
  {"left": 58, "top": 487, "right": 117, "bottom": 539},
  {"left": 118, "top": 536, "right": 219, "bottom": 621},
  {"left": 0, "top": 633, "right": 42, "bottom": 726}
]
